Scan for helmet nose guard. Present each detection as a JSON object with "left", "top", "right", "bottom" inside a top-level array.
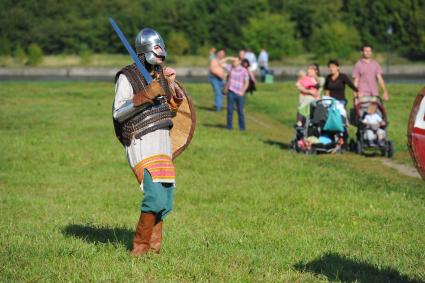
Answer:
[{"left": 135, "top": 28, "right": 167, "bottom": 65}]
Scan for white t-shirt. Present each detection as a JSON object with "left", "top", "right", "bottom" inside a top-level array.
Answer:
[
  {"left": 258, "top": 50, "right": 269, "bottom": 69},
  {"left": 244, "top": 51, "right": 258, "bottom": 71},
  {"left": 363, "top": 113, "right": 382, "bottom": 125}
]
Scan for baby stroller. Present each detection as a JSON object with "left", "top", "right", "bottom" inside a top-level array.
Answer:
[
  {"left": 292, "top": 98, "right": 347, "bottom": 154},
  {"left": 349, "top": 97, "right": 394, "bottom": 157}
]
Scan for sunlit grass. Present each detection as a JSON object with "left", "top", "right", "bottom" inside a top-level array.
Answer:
[{"left": 0, "top": 81, "right": 423, "bottom": 282}]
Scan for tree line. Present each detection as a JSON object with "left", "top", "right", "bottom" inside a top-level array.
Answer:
[{"left": 1, "top": 0, "right": 424, "bottom": 60}]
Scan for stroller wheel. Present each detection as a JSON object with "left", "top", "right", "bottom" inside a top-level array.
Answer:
[
  {"left": 349, "top": 139, "right": 356, "bottom": 152},
  {"left": 356, "top": 141, "right": 363, "bottom": 155},
  {"left": 380, "top": 147, "right": 386, "bottom": 157},
  {"left": 386, "top": 140, "right": 394, "bottom": 158}
]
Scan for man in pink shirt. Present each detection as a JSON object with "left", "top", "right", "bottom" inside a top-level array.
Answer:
[{"left": 352, "top": 44, "right": 389, "bottom": 101}]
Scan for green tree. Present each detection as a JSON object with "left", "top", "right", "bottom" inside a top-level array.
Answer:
[
  {"left": 0, "top": 0, "right": 423, "bottom": 59},
  {"left": 310, "top": 21, "right": 360, "bottom": 60},
  {"left": 204, "top": 0, "right": 268, "bottom": 52},
  {"left": 242, "top": 14, "right": 303, "bottom": 59},
  {"left": 0, "top": 38, "right": 13, "bottom": 55},
  {"left": 273, "top": 0, "right": 343, "bottom": 51},
  {"left": 14, "top": 45, "right": 26, "bottom": 64},
  {"left": 167, "top": 32, "right": 190, "bottom": 55},
  {"left": 342, "top": 0, "right": 425, "bottom": 59},
  {"left": 27, "top": 43, "right": 43, "bottom": 66},
  {"left": 79, "top": 43, "right": 93, "bottom": 65}
]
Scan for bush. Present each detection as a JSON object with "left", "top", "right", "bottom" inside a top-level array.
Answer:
[
  {"left": 79, "top": 43, "right": 93, "bottom": 65},
  {"left": 310, "top": 21, "right": 360, "bottom": 60},
  {"left": 196, "top": 43, "right": 213, "bottom": 57},
  {"left": 14, "top": 45, "right": 27, "bottom": 64},
  {"left": 242, "top": 13, "right": 303, "bottom": 60},
  {"left": 27, "top": 44, "right": 43, "bottom": 66},
  {"left": 167, "top": 32, "right": 190, "bottom": 56}
]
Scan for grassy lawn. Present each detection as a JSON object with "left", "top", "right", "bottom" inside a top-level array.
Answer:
[
  {"left": 0, "top": 81, "right": 424, "bottom": 282},
  {"left": 0, "top": 54, "right": 209, "bottom": 68}
]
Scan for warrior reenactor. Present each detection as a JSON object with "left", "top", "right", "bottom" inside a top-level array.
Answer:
[{"left": 112, "top": 27, "right": 194, "bottom": 256}]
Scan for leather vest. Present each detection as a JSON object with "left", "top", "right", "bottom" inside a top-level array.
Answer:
[{"left": 113, "top": 63, "right": 174, "bottom": 146}]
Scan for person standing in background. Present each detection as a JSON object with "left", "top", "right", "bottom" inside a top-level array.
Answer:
[
  {"left": 241, "top": 58, "right": 256, "bottom": 95},
  {"left": 208, "top": 49, "right": 227, "bottom": 111},
  {"left": 244, "top": 48, "right": 258, "bottom": 72},
  {"left": 223, "top": 57, "right": 249, "bottom": 130},
  {"left": 324, "top": 59, "right": 358, "bottom": 107},
  {"left": 258, "top": 48, "right": 269, "bottom": 82},
  {"left": 352, "top": 43, "right": 389, "bottom": 101},
  {"left": 295, "top": 69, "right": 319, "bottom": 126},
  {"left": 310, "top": 63, "right": 325, "bottom": 96},
  {"left": 239, "top": 49, "right": 246, "bottom": 61}
]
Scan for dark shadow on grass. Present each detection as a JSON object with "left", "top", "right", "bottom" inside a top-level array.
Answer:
[
  {"left": 294, "top": 252, "right": 422, "bottom": 283},
  {"left": 263, "top": 139, "right": 292, "bottom": 150},
  {"left": 362, "top": 151, "right": 382, "bottom": 158},
  {"left": 203, "top": 123, "right": 228, "bottom": 129},
  {"left": 62, "top": 224, "right": 133, "bottom": 250},
  {"left": 196, "top": 105, "right": 217, "bottom": 112}
]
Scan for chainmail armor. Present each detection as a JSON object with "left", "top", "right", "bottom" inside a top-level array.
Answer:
[{"left": 114, "top": 57, "right": 174, "bottom": 146}]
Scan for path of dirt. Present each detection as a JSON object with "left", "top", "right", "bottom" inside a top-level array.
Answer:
[{"left": 381, "top": 159, "right": 421, "bottom": 179}]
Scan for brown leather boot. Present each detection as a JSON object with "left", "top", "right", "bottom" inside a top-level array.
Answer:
[
  {"left": 149, "top": 220, "right": 163, "bottom": 254},
  {"left": 130, "top": 212, "right": 156, "bottom": 256}
]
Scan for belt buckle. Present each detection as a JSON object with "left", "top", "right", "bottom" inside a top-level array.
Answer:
[{"left": 158, "top": 96, "right": 167, "bottom": 104}]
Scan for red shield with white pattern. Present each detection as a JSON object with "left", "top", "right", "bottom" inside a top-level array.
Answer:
[{"left": 408, "top": 87, "right": 425, "bottom": 180}]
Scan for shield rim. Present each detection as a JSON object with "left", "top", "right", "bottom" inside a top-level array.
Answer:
[
  {"left": 172, "top": 81, "right": 196, "bottom": 160},
  {"left": 407, "top": 87, "right": 425, "bottom": 180}
]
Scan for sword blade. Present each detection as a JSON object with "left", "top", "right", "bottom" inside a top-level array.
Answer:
[{"left": 109, "top": 17, "right": 153, "bottom": 84}]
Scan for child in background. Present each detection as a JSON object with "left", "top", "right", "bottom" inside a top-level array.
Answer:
[
  {"left": 295, "top": 70, "right": 320, "bottom": 126},
  {"left": 296, "top": 70, "right": 320, "bottom": 101},
  {"left": 362, "top": 103, "right": 386, "bottom": 146}
]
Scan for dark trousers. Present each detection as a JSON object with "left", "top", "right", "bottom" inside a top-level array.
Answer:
[
  {"left": 260, "top": 66, "right": 268, "bottom": 82},
  {"left": 227, "top": 90, "right": 245, "bottom": 130},
  {"left": 208, "top": 74, "right": 224, "bottom": 111},
  {"left": 336, "top": 98, "right": 348, "bottom": 141}
]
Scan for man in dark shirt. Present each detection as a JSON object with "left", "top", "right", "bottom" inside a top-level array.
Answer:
[{"left": 324, "top": 59, "right": 358, "bottom": 106}]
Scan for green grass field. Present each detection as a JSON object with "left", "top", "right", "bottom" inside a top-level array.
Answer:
[{"left": 0, "top": 81, "right": 424, "bottom": 282}]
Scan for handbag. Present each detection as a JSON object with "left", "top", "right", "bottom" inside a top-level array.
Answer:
[{"left": 323, "top": 101, "right": 344, "bottom": 132}]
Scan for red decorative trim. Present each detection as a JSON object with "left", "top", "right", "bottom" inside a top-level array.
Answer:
[{"left": 413, "top": 127, "right": 425, "bottom": 135}]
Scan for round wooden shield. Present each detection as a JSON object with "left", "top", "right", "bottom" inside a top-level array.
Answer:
[
  {"left": 407, "top": 87, "right": 425, "bottom": 180},
  {"left": 171, "top": 82, "right": 196, "bottom": 160}
]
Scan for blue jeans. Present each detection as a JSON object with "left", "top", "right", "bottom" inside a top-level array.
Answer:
[
  {"left": 208, "top": 73, "right": 224, "bottom": 111},
  {"left": 227, "top": 90, "right": 245, "bottom": 130},
  {"left": 260, "top": 67, "right": 268, "bottom": 82}
]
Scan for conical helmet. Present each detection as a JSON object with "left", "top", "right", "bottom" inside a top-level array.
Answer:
[{"left": 135, "top": 28, "right": 167, "bottom": 65}]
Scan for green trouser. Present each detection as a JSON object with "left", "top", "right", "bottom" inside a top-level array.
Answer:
[{"left": 141, "top": 169, "right": 175, "bottom": 220}]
